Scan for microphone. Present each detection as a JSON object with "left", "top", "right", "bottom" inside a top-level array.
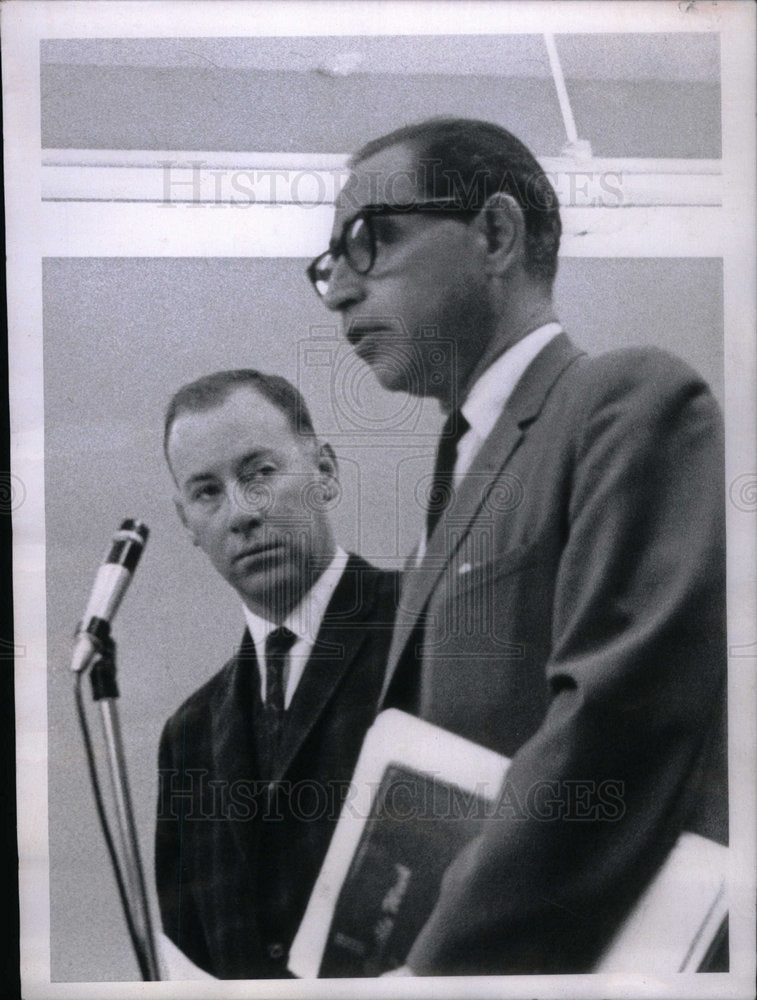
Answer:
[{"left": 70, "top": 519, "right": 149, "bottom": 673}]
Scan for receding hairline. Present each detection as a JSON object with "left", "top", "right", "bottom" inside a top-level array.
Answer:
[
  {"left": 348, "top": 135, "right": 414, "bottom": 168},
  {"left": 346, "top": 117, "right": 561, "bottom": 284},
  {"left": 167, "top": 382, "right": 285, "bottom": 438},
  {"left": 350, "top": 116, "right": 534, "bottom": 162},
  {"left": 163, "top": 370, "right": 318, "bottom": 472}
]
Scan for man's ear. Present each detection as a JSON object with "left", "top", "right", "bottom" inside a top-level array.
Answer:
[
  {"left": 476, "top": 192, "right": 526, "bottom": 276},
  {"left": 316, "top": 441, "right": 340, "bottom": 502},
  {"left": 174, "top": 496, "right": 199, "bottom": 546},
  {"left": 317, "top": 441, "right": 339, "bottom": 480}
]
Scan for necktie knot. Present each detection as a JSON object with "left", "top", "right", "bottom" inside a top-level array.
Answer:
[
  {"left": 265, "top": 625, "right": 297, "bottom": 662},
  {"left": 426, "top": 409, "right": 469, "bottom": 539}
]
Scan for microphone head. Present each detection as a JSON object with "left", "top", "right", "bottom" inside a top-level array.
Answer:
[
  {"left": 107, "top": 520, "right": 149, "bottom": 571},
  {"left": 118, "top": 519, "right": 149, "bottom": 543},
  {"left": 71, "top": 520, "right": 150, "bottom": 672}
]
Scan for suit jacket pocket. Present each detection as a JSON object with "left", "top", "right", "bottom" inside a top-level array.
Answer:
[{"left": 448, "top": 541, "right": 541, "bottom": 602}]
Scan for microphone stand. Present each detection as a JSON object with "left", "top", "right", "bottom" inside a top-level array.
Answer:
[{"left": 88, "top": 631, "right": 161, "bottom": 981}]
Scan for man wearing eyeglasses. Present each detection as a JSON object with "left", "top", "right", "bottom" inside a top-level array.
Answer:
[{"left": 307, "top": 118, "right": 727, "bottom": 975}]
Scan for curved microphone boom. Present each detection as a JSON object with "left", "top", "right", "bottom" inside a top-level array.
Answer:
[
  {"left": 71, "top": 517, "right": 160, "bottom": 978},
  {"left": 70, "top": 519, "right": 149, "bottom": 673}
]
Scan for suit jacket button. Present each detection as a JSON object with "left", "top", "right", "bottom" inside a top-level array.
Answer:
[{"left": 267, "top": 942, "right": 285, "bottom": 961}]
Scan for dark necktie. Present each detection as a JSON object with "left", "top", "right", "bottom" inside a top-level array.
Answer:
[
  {"left": 426, "top": 409, "right": 469, "bottom": 540},
  {"left": 264, "top": 626, "right": 296, "bottom": 745}
]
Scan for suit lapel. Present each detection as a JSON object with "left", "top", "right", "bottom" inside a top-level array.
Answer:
[
  {"left": 273, "top": 554, "right": 378, "bottom": 781},
  {"left": 380, "top": 333, "right": 584, "bottom": 705},
  {"left": 209, "top": 633, "right": 261, "bottom": 867},
  {"left": 398, "top": 410, "right": 523, "bottom": 630}
]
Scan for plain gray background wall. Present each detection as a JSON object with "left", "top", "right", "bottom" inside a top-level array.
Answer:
[
  {"left": 40, "top": 33, "right": 720, "bottom": 157},
  {"left": 44, "top": 256, "right": 723, "bottom": 981}
]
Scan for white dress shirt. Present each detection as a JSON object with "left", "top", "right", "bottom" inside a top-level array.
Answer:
[
  {"left": 417, "top": 323, "right": 562, "bottom": 562},
  {"left": 243, "top": 546, "right": 349, "bottom": 708}
]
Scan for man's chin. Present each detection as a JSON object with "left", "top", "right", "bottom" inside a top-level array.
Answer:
[
  {"left": 368, "top": 359, "right": 423, "bottom": 396},
  {"left": 237, "top": 568, "right": 308, "bottom": 620}
]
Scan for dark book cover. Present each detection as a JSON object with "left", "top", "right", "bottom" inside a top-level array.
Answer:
[{"left": 318, "top": 764, "right": 491, "bottom": 977}]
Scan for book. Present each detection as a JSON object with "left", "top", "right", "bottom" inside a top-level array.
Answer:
[
  {"left": 288, "top": 709, "right": 727, "bottom": 977},
  {"left": 594, "top": 830, "right": 727, "bottom": 973},
  {"left": 158, "top": 932, "right": 216, "bottom": 981}
]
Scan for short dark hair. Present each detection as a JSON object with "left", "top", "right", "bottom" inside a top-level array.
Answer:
[
  {"left": 351, "top": 117, "right": 561, "bottom": 283},
  {"left": 163, "top": 369, "right": 317, "bottom": 462}
]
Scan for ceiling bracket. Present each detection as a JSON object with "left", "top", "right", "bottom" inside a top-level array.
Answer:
[{"left": 544, "top": 33, "right": 593, "bottom": 161}]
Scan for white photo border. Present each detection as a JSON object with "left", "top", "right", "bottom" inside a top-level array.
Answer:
[{"left": 4, "top": 2, "right": 756, "bottom": 998}]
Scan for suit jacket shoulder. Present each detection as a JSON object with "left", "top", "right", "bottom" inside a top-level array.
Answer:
[
  {"left": 508, "top": 334, "right": 721, "bottom": 434},
  {"left": 568, "top": 343, "right": 721, "bottom": 421}
]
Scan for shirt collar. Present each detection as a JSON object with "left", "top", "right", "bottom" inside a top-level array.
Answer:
[
  {"left": 243, "top": 546, "right": 349, "bottom": 650},
  {"left": 461, "top": 322, "right": 562, "bottom": 442}
]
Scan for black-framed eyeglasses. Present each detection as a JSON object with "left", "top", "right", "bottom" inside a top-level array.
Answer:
[{"left": 306, "top": 198, "right": 478, "bottom": 299}]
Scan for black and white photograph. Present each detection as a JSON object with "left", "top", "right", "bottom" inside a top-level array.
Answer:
[{"left": 4, "top": 2, "right": 756, "bottom": 997}]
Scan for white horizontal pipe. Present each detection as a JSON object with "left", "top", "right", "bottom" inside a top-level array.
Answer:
[
  {"left": 41, "top": 202, "right": 726, "bottom": 258},
  {"left": 41, "top": 162, "right": 723, "bottom": 208}
]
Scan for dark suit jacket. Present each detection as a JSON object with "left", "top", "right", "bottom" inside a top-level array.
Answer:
[
  {"left": 381, "top": 333, "right": 727, "bottom": 974},
  {"left": 156, "top": 554, "right": 398, "bottom": 979}
]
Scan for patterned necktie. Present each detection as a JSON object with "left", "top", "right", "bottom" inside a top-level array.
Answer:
[
  {"left": 426, "top": 409, "right": 469, "bottom": 540},
  {"left": 264, "top": 626, "right": 296, "bottom": 745}
]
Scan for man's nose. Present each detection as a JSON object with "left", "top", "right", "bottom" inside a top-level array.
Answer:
[
  {"left": 227, "top": 481, "right": 271, "bottom": 531},
  {"left": 322, "top": 254, "right": 365, "bottom": 312}
]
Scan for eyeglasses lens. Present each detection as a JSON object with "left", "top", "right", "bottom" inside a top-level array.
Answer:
[
  {"left": 344, "top": 216, "right": 373, "bottom": 274},
  {"left": 310, "top": 215, "right": 373, "bottom": 296},
  {"left": 312, "top": 258, "right": 332, "bottom": 297}
]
